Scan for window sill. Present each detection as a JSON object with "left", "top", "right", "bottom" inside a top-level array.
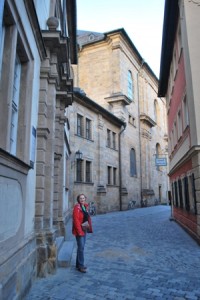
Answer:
[{"left": 74, "top": 181, "right": 94, "bottom": 185}]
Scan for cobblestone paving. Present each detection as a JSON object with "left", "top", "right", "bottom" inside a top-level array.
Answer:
[{"left": 24, "top": 206, "right": 200, "bottom": 300}]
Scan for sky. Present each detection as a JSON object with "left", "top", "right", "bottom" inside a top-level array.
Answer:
[{"left": 76, "top": 0, "right": 165, "bottom": 78}]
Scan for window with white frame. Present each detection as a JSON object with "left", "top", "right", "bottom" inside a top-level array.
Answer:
[
  {"left": 0, "top": 4, "right": 35, "bottom": 165},
  {"left": 127, "top": 70, "right": 133, "bottom": 100},
  {"left": 10, "top": 55, "right": 21, "bottom": 155},
  {"left": 177, "top": 110, "right": 182, "bottom": 140},
  {"left": 173, "top": 121, "right": 177, "bottom": 147},
  {"left": 168, "top": 136, "right": 172, "bottom": 156},
  {"left": 171, "top": 130, "right": 174, "bottom": 151},
  {"left": 183, "top": 95, "right": 189, "bottom": 129}
]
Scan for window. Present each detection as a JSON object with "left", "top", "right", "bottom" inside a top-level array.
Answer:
[
  {"left": 173, "top": 121, "right": 177, "bottom": 146},
  {"left": 177, "top": 110, "right": 182, "bottom": 140},
  {"left": 178, "top": 179, "right": 183, "bottom": 208},
  {"left": 76, "top": 115, "right": 93, "bottom": 140},
  {"left": 65, "top": 154, "right": 69, "bottom": 190},
  {"left": 184, "top": 176, "right": 190, "bottom": 211},
  {"left": 10, "top": 55, "right": 21, "bottom": 155},
  {"left": 156, "top": 143, "right": 162, "bottom": 171},
  {"left": 129, "top": 115, "right": 136, "bottom": 127},
  {"left": 130, "top": 148, "right": 137, "bottom": 176},
  {"left": 171, "top": 130, "right": 174, "bottom": 151},
  {"left": 154, "top": 100, "right": 159, "bottom": 124},
  {"left": 113, "top": 167, "right": 117, "bottom": 185},
  {"left": 112, "top": 132, "right": 116, "bottom": 149},
  {"left": 77, "top": 114, "right": 84, "bottom": 136},
  {"left": 107, "top": 166, "right": 112, "bottom": 184},
  {"left": 107, "top": 129, "right": 111, "bottom": 147},
  {"left": 0, "top": 7, "right": 34, "bottom": 164},
  {"left": 177, "top": 24, "right": 182, "bottom": 60},
  {"left": 128, "top": 70, "right": 133, "bottom": 100},
  {"left": 85, "top": 161, "right": 92, "bottom": 182},
  {"left": 183, "top": 95, "right": 189, "bottom": 129},
  {"left": 191, "top": 174, "right": 197, "bottom": 214},
  {"left": 86, "top": 118, "right": 92, "bottom": 140},
  {"left": 76, "top": 160, "right": 83, "bottom": 182},
  {"left": 174, "top": 181, "right": 178, "bottom": 207},
  {"left": 107, "top": 129, "right": 117, "bottom": 149}
]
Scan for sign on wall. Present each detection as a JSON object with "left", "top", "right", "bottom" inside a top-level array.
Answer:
[{"left": 155, "top": 157, "right": 167, "bottom": 166}]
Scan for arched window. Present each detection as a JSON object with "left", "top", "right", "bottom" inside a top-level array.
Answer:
[
  {"left": 130, "top": 148, "right": 137, "bottom": 176},
  {"left": 156, "top": 143, "right": 162, "bottom": 171},
  {"left": 128, "top": 70, "right": 133, "bottom": 100},
  {"left": 154, "top": 100, "right": 158, "bottom": 123}
]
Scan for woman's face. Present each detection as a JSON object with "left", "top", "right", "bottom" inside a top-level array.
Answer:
[{"left": 79, "top": 194, "right": 86, "bottom": 204}]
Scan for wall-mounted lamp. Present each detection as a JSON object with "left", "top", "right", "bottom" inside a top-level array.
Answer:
[
  {"left": 71, "top": 150, "right": 83, "bottom": 168},
  {"left": 75, "top": 150, "right": 83, "bottom": 161}
]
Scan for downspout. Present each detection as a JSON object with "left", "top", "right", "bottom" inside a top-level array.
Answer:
[
  {"left": 137, "top": 60, "right": 145, "bottom": 206},
  {"left": 119, "top": 123, "right": 126, "bottom": 211}
]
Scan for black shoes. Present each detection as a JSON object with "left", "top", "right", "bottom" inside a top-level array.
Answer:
[
  {"left": 78, "top": 267, "right": 87, "bottom": 273},
  {"left": 76, "top": 266, "right": 87, "bottom": 273}
]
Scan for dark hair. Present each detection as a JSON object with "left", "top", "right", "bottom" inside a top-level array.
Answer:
[{"left": 77, "top": 194, "right": 87, "bottom": 203}]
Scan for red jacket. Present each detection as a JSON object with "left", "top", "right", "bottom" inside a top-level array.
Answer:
[{"left": 72, "top": 203, "right": 93, "bottom": 236}]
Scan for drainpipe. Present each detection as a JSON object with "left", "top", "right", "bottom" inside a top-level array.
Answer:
[
  {"left": 137, "top": 60, "right": 145, "bottom": 206},
  {"left": 119, "top": 123, "right": 126, "bottom": 211}
]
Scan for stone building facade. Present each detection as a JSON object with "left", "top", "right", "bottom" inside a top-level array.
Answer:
[
  {"left": 67, "top": 89, "right": 125, "bottom": 213},
  {"left": 71, "top": 29, "right": 168, "bottom": 211},
  {"left": 0, "top": 1, "right": 77, "bottom": 298},
  {"left": 159, "top": 0, "right": 200, "bottom": 242}
]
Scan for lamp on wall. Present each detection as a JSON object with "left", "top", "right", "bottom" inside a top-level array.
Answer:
[
  {"left": 75, "top": 150, "right": 83, "bottom": 161},
  {"left": 71, "top": 150, "right": 83, "bottom": 169}
]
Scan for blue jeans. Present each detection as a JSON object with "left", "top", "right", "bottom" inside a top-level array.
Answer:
[{"left": 76, "top": 234, "right": 86, "bottom": 268}]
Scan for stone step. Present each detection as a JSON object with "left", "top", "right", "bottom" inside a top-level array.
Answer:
[{"left": 57, "top": 240, "right": 74, "bottom": 268}]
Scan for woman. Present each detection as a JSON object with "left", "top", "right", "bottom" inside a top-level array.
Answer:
[{"left": 72, "top": 194, "right": 93, "bottom": 273}]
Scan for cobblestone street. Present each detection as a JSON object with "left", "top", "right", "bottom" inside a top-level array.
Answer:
[{"left": 25, "top": 206, "right": 200, "bottom": 300}]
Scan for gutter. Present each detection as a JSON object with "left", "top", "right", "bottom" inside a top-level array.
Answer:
[{"left": 137, "top": 60, "right": 145, "bottom": 206}]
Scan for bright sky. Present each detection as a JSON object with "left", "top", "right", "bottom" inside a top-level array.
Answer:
[{"left": 77, "top": 0, "right": 165, "bottom": 78}]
